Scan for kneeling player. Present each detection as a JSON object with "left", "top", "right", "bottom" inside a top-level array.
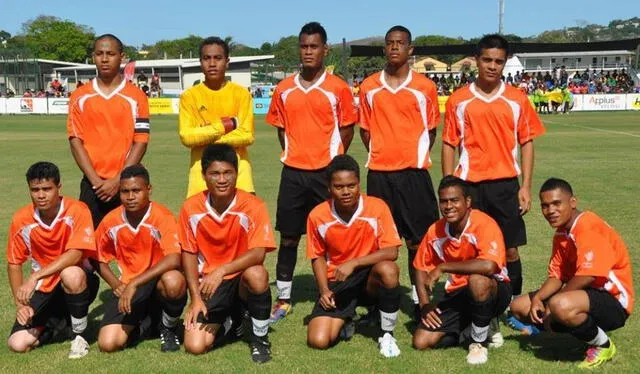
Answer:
[
  {"left": 509, "top": 178, "right": 634, "bottom": 369},
  {"left": 307, "top": 155, "right": 402, "bottom": 358},
  {"left": 413, "top": 176, "right": 511, "bottom": 365},
  {"left": 180, "top": 144, "right": 276, "bottom": 363},
  {"left": 96, "top": 165, "right": 187, "bottom": 353},
  {"left": 7, "top": 162, "right": 97, "bottom": 358}
]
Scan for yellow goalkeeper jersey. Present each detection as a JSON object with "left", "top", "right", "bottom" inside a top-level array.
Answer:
[{"left": 179, "top": 82, "right": 255, "bottom": 197}]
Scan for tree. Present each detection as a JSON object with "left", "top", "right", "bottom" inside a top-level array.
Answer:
[
  {"left": 272, "top": 35, "right": 299, "bottom": 73},
  {"left": 413, "top": 35, "right": 466, "bottom": 64},
  {"left": 0, "top": 30, "right": 11, "bottom": 42},
  {"left": 20, "top": 15, "right": 94, "bottom": 62},
  {"left": 146, "top": 35, "right": 203, "bottom": 59}
]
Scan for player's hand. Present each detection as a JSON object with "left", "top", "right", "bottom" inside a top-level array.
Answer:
[
  {"left": 95, "top": 177, "right": 120, "bottom": 202},
  {"left": 426, "top": 267, "right": 442, "bottom": 293},
  {"left": 16, "top": 305, "right": 35, "bottom": 326},
  {"left": 200, "top": 269, "right": 224, "bottom": 300},
  {"left": 542, "top": 305, "right": 553, "bottom": 332},
  {"left": 334, "top": 260, "right": 357, "bottom": 282},
  {"left": 17, "top": 275, "right": 38, "bottom": 305},
  {"left": 118, "top": 283, "right": 137, "bottom": 314},
  {"left": 529, "top": 296, "right": 546, "bottom": 324},
  {"left": 319, "top": 289, "right": 336, "bottom": 311},
  {"left": 221, "top": 117, "right": 238, "bottom": 134},
  {"left": 113, "top": 282, "right": 126, "bottom": 298},
  {"left": 421, "top": 305, "right": 442, "bottom": 329},
  {"left": 518, "top": 187, "right": 532, "bottom": 216},
  {"left": 184, "top": 298, "right": 207, "bottom": 331}
]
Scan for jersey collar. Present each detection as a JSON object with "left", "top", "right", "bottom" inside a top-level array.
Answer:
[
  {"left": 121, "top": 203, "right": 152, "bottom": 233},
  {"left": 205, "top": 193, "right": 237, "bottom": 222},
  {"left": 294, "top": 70, "right": 327, "bottom": 94},
  {"left": 444, "top": 210, "right": 473, "bottom": 243},
  {"left": 92, "top": 78, "right": 127, "bottom": 100},
  {"left": 33, "top": 197, "right": 65, "bottom": 231},
  {"left": 330, "top": 195, "right": 364, "bottom": 227},
  {"left": 469, "top": 81, "right": 505, "bottom": 103},
  {"left": 380, "top": 69, "right": 413, "bottom": 94}
]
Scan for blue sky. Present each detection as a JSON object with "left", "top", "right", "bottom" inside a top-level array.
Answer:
[{"left": 3, "top": 0, "right": 639, "bottom": 47}]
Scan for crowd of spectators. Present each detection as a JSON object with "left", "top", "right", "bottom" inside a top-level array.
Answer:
[{"left": 506, "top": 67, "right": 638, "bottom": 94}]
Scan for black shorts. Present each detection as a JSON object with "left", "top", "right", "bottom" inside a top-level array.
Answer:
[
  {"left": 80, "top": 176, "right": 121, "bottom": 228},
  {"left": 469, "top": 178, "right": 526, "bottom": 249},
  {"left": 367, "top": 169, "right": 439, "bottom": 245},
  {"left": 418, "top": 281, "right": 512, "bottom": 335},
  {"left": 310, "top": 267, "right": 374, "bottom": 320},
  {"left": 101, "top": 278, "right": 162, "bottom": 327},
  {"left": 197, "top": 276, "right": 242, "bottom": 325},
  {"left": 275, "top": 165, "right": 329, "bottom": 236}
]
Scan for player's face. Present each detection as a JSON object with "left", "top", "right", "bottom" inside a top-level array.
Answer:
[
  {"left": 200, "top": 44, "right": 229, "bottom": 81},
  {"left": 438, "top": 186, "right": 472, "bottom": 225},
  {"left": 120, "top": 177, "right": 151, "bottom": 214},
  {"left": 384, "top": 31, "right": 413, "bottom": 66},
  {"left": 329, "top": 170, "right": 360, "bottom": 211},
  {"left": 203, "top": 161, "right": 237, "bottom": 199},
  {"left": 28, "top": 178, "right": 61, "bottom": 213},
  {"left": 299, "top": 33, "right": 328, "bottom": 70},
  {"left": 540, "top": 188, "right": 577, "bottom": 229},
  {"left": 93, "top": 38, "right": 123, "bottom": 78},
  {"left": 476, "top": 48, "right": 507, "bottom": 85}
]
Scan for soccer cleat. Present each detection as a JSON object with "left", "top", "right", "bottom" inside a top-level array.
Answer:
[
  {"left": 577, "top": 340, "right": 617, "bottom": 369},
  {"left": 505, "top": 315, "right": 541, "bottom": 336},
  {"left": 488, "top": 318, "right": 504, "bottom": 348},
  {"left": 159, "top": 324, "right": 181, "bottom": 352},
  {"left": 339, "top": 318, "right": 355, "bottom": 341},
  {"left": 68, "top": 335, "right": 89, "bottom": 359},
  {"left": 250, "top": 335, "right": 272, "bottom": 363},
  {"left": 269, "top": 300, "right": 292, "bottom": 323},
  {"left": 466, "top": 342, "right": 488, "bottom": 365},
  {"left": 378, "top": 332, "right": 401, "bottom": 358}
]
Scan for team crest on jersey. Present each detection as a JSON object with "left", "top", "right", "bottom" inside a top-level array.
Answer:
[
  {"left": 488, "top": 241, "right": 499, "bottom": 256},
  {"left": 582, "top": 250, "right": 594, "bottom": 268}
]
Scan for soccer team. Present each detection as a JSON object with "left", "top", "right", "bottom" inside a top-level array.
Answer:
[{"left": 5, "top": 22, "right": 633, "bottom": 368}]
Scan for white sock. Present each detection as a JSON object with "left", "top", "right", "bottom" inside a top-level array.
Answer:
[
  {"left": 252, "top": 318, "right": 269, "bottom": 337},
  {"left": 162, "top": 310, "right": 178, "bottom": 328},
  {"left": 587, "top": 327, "right": 609, "bottom": 346},
  {"left": 411, "top": 285, "right": 419, "bottom": 305},
  {"left": 70, "top": 315, "right": 87, "bottom": 334},
  {"left": 380, "top": 310, "right": 398, "bottom": 332},
  {"left": 276, "top": 280, "right": 292, "bottom": 300},
  {"left": 471, "top": 323, "right": 489, "bottom": 343}
]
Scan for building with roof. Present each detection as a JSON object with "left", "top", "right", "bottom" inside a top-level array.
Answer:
[
  {"left": 411, "top": 57, "right": 448, "bottom": 73},
  {"left": 0, "top": 58, "right": 85, "bottom": 94}
]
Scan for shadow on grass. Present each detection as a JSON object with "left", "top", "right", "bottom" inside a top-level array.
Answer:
[
  {"left": 402, "top": 281, "right": 446, "bottom": 336},
  {"left": 505, "top": 331, "right": 586, "bottom": 362}
]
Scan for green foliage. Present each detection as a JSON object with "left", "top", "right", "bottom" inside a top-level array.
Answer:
[
  {"left": 272, "top": 35, "right": 299, "bottom": 73},
  {"left": 20, "top": 15, "right": 94, "bottom": 62},
  {"left": 145, "top": 34, "right": 203, "bottom": 59},
  {"left": 413, "top": 35, "right": 465, "bottom": 64}
]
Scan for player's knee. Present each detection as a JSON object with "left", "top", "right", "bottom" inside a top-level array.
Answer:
[
  {"left": 374, "top": 261, "right": 399, "bottom": 287},
  {"left": 506, "top": 247, "right": 520, "bottom": 262},
  {"left": 307, "top": 331, "right": 332, "bottom": 350},
  {"left": 184, "top": 339, "right": 209, "bottom": 355},
  {"left": 548, "top": 294, "right": 574, "bottom": 322},
  {"left": 98, "top": 335, "right": 124, "bottom": 353},
  {"left": 243, "top": 265, "right": 269, "bottom": 293},
  {"left": 467, "top": 274, "right": 492, "bottom": 301},
  {"left": 7, "top": 333, "right": 34, "bottom": 353},
  {"left": 60, "top": 266, "right": 87, "bottom": 293},
  {"left": 159, "top": 270, "right": 186, "bottom": 300},
  {"left": 509, "top": 295, "right": 530, "bottom": 320},
  {"left": 412, "top": 331, "right": 437, "bottom": 351},
  {"left": 281, "top": 236, "right": 300, "bottom": 248}
]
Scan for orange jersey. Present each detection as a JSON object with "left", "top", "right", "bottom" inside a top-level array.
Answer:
[
  {"left": 95, "top": 203, "right": 181, "bottom": 284},
  {"left": 548, "top": 211, "right": 634, "bottom": 314},
  {"left": 359, "top": 70, "right": 440, "bottom": 171},
  {"left": 266, "top": 71, "right": 358, "bottom": 170},
  {"left": 67, "top": 79, "right": 150, "bottom": 179},
  {"left": 6, "top": 198, "right": 96, "bottom": 293},
  {"left": 307, "top": 195, "right": 402, "bottom": 281},
  {"left": 414, "top": 209, "right": 509, "bottom": 294},
  {"left": 443, "top": 83, "right": 545, "bottom": 182},
  {"left": 179, "top": 190, "right": 276, "bottom": 279}
]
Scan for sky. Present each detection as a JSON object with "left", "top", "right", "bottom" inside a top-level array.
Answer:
[{"left": 3, "top": 0, "right": 639, "bottom": 48}]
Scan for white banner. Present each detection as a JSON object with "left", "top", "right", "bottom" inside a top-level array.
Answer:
[
  {"left": 571, "top": 94, "right": 584, "bottom": 111},
  {"left": 5, "top": 98, "right": 48, "bottom": 114},
  {"left": 0, "top": 98, "right": 6, "bottom": 114},
  {"left": 47, "top": 98, "right": 70, "bottom": 114},
  {"left": 580, "top": 94, "right": 626, "bottom": 111},
  {"left": 626, "top": 94, "right": 640, "bottom": 111}
]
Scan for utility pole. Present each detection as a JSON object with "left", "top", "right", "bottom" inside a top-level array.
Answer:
[
  {"left": 498, "top": 0, "right": 505, "bottom": 34},
  {"left": 342, "top": 38, "right": 349, "bottom": 80}
]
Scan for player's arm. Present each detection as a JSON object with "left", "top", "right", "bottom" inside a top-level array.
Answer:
[
  {"left": 215, "top": 91, "right": 255, "bottom": 147},
  {"left": 441, "top": 142, "right": 456, "bottom": 176},
  {"left": 340, "top": 125, "right": 355, "bottom": 153},
  {"left": 311, "top": 257, "right": 336, "bottom": 310},
  {"left": 199, "top": 248, "right": 266, "bottom": 301},
  {"left": 130, "top": 254, "right": 181, "bottom": 288},
  {"left": 437, "top": 258, "right": 499, "bottom": 276},
  {"left": 97, "top": 261, "right": 123, "bottom": 291},
  {"left": 414, "top": 269, "right": 432, "bottom": 308},
  {"left": 429, "top": 128, "right": 437, "bottom": 151},
  {"left": 7, "top": 263, "right": 25, "bottom": 305},
  {"left": 518, "top": 140, "right": 534, "bottom": 215},
  {"left": 178, "top": 93, "right": 226, "bottom": 147},
  {"left": 16, "top": 249, "right": 83, "bottom": 305},
  {"left": 529, "top": 277, "right": 563, "bottom": 324},
  {"left": 182, "top": 250, "right": 207, "bottom": 329},
  {"left": 333, "top": 246, "right": 399, "bottom": 282},
  {"left": 277, "top": 128, "right": 286, "bottom": 151},
  {"left": 359, "top": 128, "right": 370, "bottom": 152},
  {"left": 558, "top": 275, "right": 595, "bottom": 294},
  {"left": 69, "top": 137, "right": 102, "bottom": 188}
]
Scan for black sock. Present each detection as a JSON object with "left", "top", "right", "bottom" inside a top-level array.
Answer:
[
  {"left": 407, "top": 249, "right": 418, "bottom": 290},
  {"left": 569, "top": 315, "right": 599, "bottom": 342},
  {"left": 470, "top": 297, "right": 494, "bottom": 343},
  {"left": 160, "top": 293, "right": 187, "bottom": 328},
  {"left": 276, "top": 245, "right": 297, "bottom": 300},
  {"left": 64, "top": 287, "right": 91, "bottom": 336},
  {"left": 507, "top": 259, "right": 523, "bottom": 296},
  {"left": 247, "top": 289, "right": 272, "bottom": 337}
]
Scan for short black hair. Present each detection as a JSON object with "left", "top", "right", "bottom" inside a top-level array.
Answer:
[
  {"left": 120, "top": 164, "right": 150, "bottom": 185},
  {"left": 327, "top": 154, "right": 360, "bottom": 181},
  {"left": 199, "top": 36, "right": 229, "bottom": 58},
  {"left": 540, "top": 177, "right": 573, "bottom": 195},
  {"left": 94, "top": 34, "right": 124, "bottom": 53},
  {"left": 201, "top": 144, "right": 237, "bottom": 173},
  {"left": 438, "top": 175, "right": 471, "bottom": 198},
  {"left": 385, "top": 25, "right": 412, "bottom": 44},
  {"left": 26, "top": 161, "right": 60, "bottom": 185},
  {"left": 475, "top": 34, "right": 510, "bottom": 56},
  {"left": 299, "top": 22, "right": 327, "bottom": 44}
]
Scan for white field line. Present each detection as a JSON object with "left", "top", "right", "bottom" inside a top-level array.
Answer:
[{"left": 544, "top": 119, "right": 640, "bottom": 138}]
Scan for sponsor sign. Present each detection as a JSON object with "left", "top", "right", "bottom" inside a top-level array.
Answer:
[{"left": 47, "top": 98, "right": 70, "bottom": 114}]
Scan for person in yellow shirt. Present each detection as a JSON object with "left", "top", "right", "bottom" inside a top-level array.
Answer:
[{"left": 179, "top": 37, "right": 255, "bottom": 197}]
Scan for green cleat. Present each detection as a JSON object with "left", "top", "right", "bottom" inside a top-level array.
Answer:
[{"left": 577, "top": 339, "right": 617, "bottom": 369}]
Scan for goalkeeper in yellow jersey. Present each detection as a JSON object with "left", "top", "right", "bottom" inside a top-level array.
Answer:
[{"left": 179, "top": 36, "right": 255, "bottom": 197}]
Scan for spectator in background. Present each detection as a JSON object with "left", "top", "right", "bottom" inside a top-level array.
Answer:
[
  {"left": 506, "top": 72, "right": 513, "bottom": 84},
  {"left": 23, "top": 89, "right": 33, "bottom": 98},
  {"left": 137, "top": 72, "right": 148, "bottom": 86}
]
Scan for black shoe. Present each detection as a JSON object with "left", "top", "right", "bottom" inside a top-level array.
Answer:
[
  {"left": 250, "top": 335, "right": 272, "bottom": 363},
  {"left": 231, "top": 307, "right": 250, "bottom": 340},
  {"left": 159, "top": 324, "right": 181, "bottom": 352}
]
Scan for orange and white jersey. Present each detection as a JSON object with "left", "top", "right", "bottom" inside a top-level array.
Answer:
[
  {"left": 307, "top": 195, "right": 402, "bottom": 281},
  {"left": 6, "top": 198, "right": 96, "bottom": 293},
  {"left": 179, "top": 190, "right": 276, "bottom": 279},
  {"left": 548, "top": 211, "right": 634, "bottom": 314},
  {"left": 358, "top": 70, "right": 440, "bottom": 171},
  {"left": 266, "top": 71, "right": 358, "bottom": 170},
  {"left": 95, "top": 203, "right": 181, "bottom": 284},
  {"left": 67, "top": 79, "right": 150, "bottom": 179},
  {"left": 414, "top": 209, "right": 509, "bottom": 294},
  {"left": 443, "top": 82, "right": 545, "bottom": 182}
]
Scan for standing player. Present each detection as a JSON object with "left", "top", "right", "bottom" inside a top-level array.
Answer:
[
  {"left": 441, "top": 34, "right": 545, "bottom": 331},
  {"left": 509, "top": 178, "right": 633, "bottom": 368},
  {"left": 179, "top": 36, "right": 255, "bottom": 198},
  {"left": 96, "top": 165, "right": 187, "bottom": 353},
  {"left": 180, "top": 144, "right": 276, "bottom": 363},
  {"left": 358, "top": 25, "right": 440, "bottom": 320},
  {"left": 67, "top": 34, "right": 150, "bottom": 227},
  {"left": 7, "top": 162, "right": 97, "bottom": 358},
  {"left": 412, "top": 176, "right": 511, "bottom": 365},
  {"left": 306, "top": 155, "right": 402, "bottom": 357},
  {"left": 266, "top": 22, "right": 357, "bottom": 321}
]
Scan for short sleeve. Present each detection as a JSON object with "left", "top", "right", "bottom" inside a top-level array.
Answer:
[
  {"left": 6, "top": 219, "right": 29, "bottom": 265},
  {"left": 338, "top": 83, "right": 358, "bottom": 126},
  {"left": 413, "top": 227, "right": 442, "bottom": 272},
  {"left": 358, "top": 88, "right": 371, "bottom": 130},
  {"left": 474, "top": 219, "right": 505, "bottom": 266},
  {"left": 547, "top": 242, "right": 566, "bottom": 281},
  {"left": 426, "top": 82, "right": 441, "bottom": 130},
  {"left": 306, "top": 214, "right": 326, "bottom": 260},
  {"left": 158, "top": 210, "right": 181, "bottom": 256},
  {"left": 517, "top": 95, "right": 545, "bottom": 145},
  {"left": 574, "top": 227, "right": 612, "bottom": 278},
  {"left": 178, "top": 205, "right": 198, "bottom": 254},
  {"left": 66, "top": 96, "right": 85, "bottom": 140},
  {"left": 442, "top": 97, "right": 461, "bottom": 147},
  {"left": 265, "top": 86, "right": 284, "bottom": 128},
  {"left": 247, "top": 202, "right": 276, "bottom": 252},
  {"left": 65, "top": 205, "right": 96, "bottom": 254},
  {"left": 376, "top": 202, "right": 402, "bottom": 249},
  {"left": 95, "top": 220, "right": 115, "bottom": 263}
]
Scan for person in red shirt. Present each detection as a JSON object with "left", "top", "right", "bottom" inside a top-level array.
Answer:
[
  {"left": 180, "top": 144, "right": 276, "bottom": 363},
  {"left": 306, "top": 155, "right": 402, "bottom": 357},
  {"left": 95, "top": 165, "right": 187, "bottom": 353},
  {"left": 7, "top": 162, "right": 98, "bottom": 359},
  {"left": 266, "top": 22, "right": 357, "bottom": 321},
  {"left": 509, "top": 178, "right": 633, "bottom": 369},
  {"left": 412, "top": 176, "right": 511, "bottom": 365}
]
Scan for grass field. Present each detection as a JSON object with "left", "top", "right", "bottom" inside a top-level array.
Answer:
[{"left": 0, "top": 112, "right": 639, "bottom": 373}]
